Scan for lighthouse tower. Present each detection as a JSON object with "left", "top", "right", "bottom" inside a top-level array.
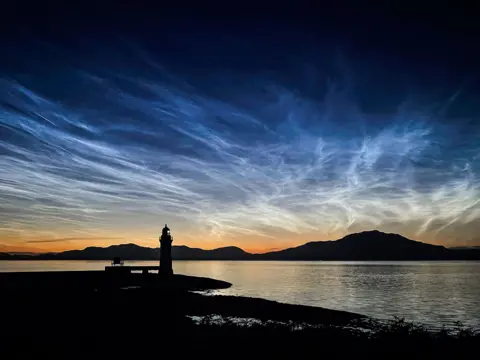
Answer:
[{"left": 159, "top": 224, "right": 173, "bottom": 276}]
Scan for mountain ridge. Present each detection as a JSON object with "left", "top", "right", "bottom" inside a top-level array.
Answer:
[{"left": 1, "top": 230, "right": 479, "bottom": 261}]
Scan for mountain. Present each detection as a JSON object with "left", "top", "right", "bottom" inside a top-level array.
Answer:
[
  {"left": 260, "top": 230, "right": 480, "bottom": 260},
  {"left": 1, "top": 230, "right": 479, "bottom": 261},
  {"left": 1, "top": 243, "right": 251, "bottom": 261},
  {"left": 255, "top": 230, "right": 456, "bottom": 260},
  {"left": 52, "top": 244, "right": 158, "bottom": 260}
]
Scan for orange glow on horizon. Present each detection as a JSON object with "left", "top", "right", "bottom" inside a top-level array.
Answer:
[{"left": 1, "top": 228, "right": 478, "bottom": 254}]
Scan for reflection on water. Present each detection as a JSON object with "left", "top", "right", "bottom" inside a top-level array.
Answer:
[{"left": 1, "top": 260, "right": 479, "bottom": 327}]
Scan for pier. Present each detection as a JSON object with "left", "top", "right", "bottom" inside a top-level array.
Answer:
[{"left": 104, "top": 265, "right": 161, "bottom": 275}]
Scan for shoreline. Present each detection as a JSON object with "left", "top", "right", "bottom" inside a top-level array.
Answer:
[
  {"left": 1, "top": 270, "right": 477, "bottom": 328},
  {"left": 0, "top": 270, "right": 362, "bottom": 325},
  {"left": 1, "top": 270, "right": 478, "bottom": 356},
  {"left": 1, "top": 267, "right": 479, "bottom": 328}
]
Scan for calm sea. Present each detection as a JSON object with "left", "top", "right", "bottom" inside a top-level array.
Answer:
[{"left": 1, "top": 260, "right": 479, "bottom": 327}]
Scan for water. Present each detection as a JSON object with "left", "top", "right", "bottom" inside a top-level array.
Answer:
[{"left": 1, "top": 260, "right": 479, "bottom": 327}]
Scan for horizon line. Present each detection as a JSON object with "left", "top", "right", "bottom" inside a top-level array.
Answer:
[{"left": 3, "top": 230, "right": 473, "bottom": 255}]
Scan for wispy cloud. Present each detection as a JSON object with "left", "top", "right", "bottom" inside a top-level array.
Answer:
[
  {"left": 0, "top": 46, "right": 479, "bottom": 248},
  {"left": 24, "top": 237, "right": 125, "bottom": 244}
]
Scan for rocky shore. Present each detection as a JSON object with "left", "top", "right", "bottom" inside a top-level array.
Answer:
[{"left": 0, "top": 271, "right": 478, "bottom": 357}]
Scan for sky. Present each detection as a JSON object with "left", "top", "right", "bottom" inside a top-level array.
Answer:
[{"left": 1, "top": 3, "right": 480, "bottom": 253}]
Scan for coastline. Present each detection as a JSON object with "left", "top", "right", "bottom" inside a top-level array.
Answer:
[
  {"left": 0, "top": 270, "right": 361, "bottom": 324},
  {"left": 2, "top": 262, "right": 479, "bottom": 327},
  {"left": 1, "top": 270, "right": 478, "bottom": 356}
]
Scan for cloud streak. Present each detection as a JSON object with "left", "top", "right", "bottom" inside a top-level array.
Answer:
[
  {"left": 0, "top": 46, "right": 479, "bottom": 250},
  {"left": 24, "top": 237, "right": 126, "bottom": 244}
]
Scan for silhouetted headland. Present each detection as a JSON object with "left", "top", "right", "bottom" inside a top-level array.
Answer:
[
  {"left": 0, "top": 271, "right": 232, "bottom": 291},
  {"left": 1, "top": 269, "right": 478, "bottom": 357}
]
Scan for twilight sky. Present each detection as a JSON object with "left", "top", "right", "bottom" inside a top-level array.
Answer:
[{"left": 1, "top": 4, "right": 479, "bottom": 252}]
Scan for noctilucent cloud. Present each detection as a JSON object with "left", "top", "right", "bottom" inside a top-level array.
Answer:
[{"left": 1, "top": 30, "right": 479, "bottom": 253}]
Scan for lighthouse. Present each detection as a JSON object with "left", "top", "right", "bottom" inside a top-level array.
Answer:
[{"left": 159, "top": 224, "right": 173, "bottom": 276}]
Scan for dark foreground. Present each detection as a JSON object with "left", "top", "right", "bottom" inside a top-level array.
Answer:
[{"left": 1, "top": 271, "right": 478, "bottom": 358}]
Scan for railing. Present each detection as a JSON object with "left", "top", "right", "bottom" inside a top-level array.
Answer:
[{"left": 111, "top": 258, "right": 124, "bottom": 266}]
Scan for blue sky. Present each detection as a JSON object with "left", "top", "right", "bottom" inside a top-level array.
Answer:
[{"left": 1, "top": 6, "right": 479, "bottom": 252}]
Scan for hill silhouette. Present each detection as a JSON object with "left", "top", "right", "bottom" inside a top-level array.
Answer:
[
  {"left": 257, "top": 230, "right": 455, "bottom": 260},
  {"left": 0, "top": 243, "right": 250, "bottom": 260},
  {"left": 1, "top": 230, "right": 479, "bottom": 260}
]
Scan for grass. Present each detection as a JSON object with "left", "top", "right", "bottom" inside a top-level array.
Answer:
[{"left": 184, "top": 314, "right": 479, "bottom": 356}]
